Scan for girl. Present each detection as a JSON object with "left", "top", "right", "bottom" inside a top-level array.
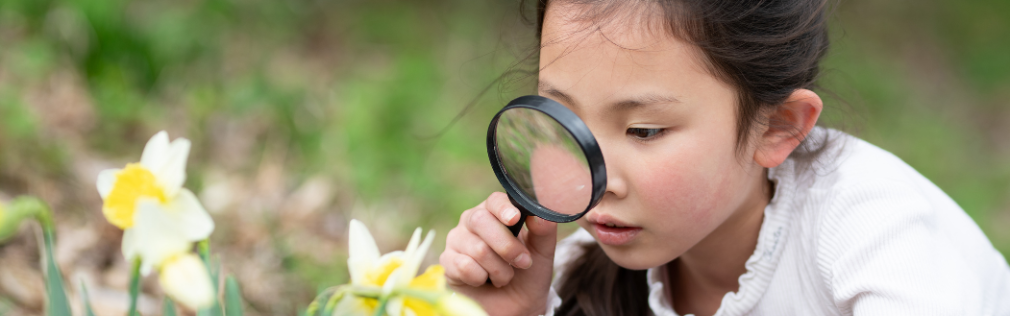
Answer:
[{"left": 439, "top": 0, "right": 1010, "bottom": 315}]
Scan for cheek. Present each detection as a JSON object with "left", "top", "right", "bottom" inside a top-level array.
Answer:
[
  {"left": 635, "top": 137, "right": 745, "bottom": 231},
  {"left": 638, "top": 163, "right": 722, "bottom": 226}
]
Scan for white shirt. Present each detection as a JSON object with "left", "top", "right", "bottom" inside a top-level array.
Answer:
[{"left": 544, "top": 129, "right": 1010, "bottom": 315}]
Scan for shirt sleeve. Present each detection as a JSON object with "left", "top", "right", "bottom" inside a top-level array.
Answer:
[{"left": 816, "top": 181, "right": 985, "bottom": 315}]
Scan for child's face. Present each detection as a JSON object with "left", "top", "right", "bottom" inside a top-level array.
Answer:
[{"left": 539, "top": 5, "right": 769, "bottom": 270}]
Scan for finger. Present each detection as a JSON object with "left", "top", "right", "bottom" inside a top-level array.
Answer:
[
  {"left": 484, "top": 192, "right": 521, "bottom": 226},
  {"left": 443, "top": 227, "right": 480, "bottom": 286},
  {"left": 446, "top": 226, "right": 516, "bottom": 286},
  {"left": 467, "top": 239, "right": 516, "bottom": 287},
  {"left": 468, "top": 208, "right": 533, "bottom": 270},
  {"left": 441, "top": 250, "right": 488, "bottom": 287},
  {"left": 520, "top": 215, "right": 559, "bottom": 261},
  {"left": 440, "top": 250, "right": 465, "bottom": 286}
]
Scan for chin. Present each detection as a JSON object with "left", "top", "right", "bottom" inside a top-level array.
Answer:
[{"left": 598, "top": 243, "right": 672, "bottom": 271}]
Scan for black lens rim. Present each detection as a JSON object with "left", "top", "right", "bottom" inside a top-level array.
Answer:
[{"left": 486, "top": 95, "right": 606, "bottom": 223}]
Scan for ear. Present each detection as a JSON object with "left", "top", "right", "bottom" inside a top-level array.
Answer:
[{"left": 753, "top": 89, "right": 823, "bottom": 168}]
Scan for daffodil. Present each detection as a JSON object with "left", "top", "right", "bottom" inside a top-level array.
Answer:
[
  {"left": 347, "top": 219, "right": 434, "bottom": 293},
  {"left": 96, "top": 131, "right": 216, "bottom": 310},
  {"left": 97, "top": 131, "right": 214, "bottom": 273},
  {"left": 327, "top": 219, "right": 487, "bottom": 316}
]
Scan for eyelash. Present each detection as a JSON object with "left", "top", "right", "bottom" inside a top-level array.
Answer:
[{"left": 627, "top": 128, "right": 666, "bottom": 141}]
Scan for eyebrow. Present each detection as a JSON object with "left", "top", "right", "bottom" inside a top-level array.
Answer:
[{"left": 538, "top": 81, "right": 681, "bottom": 113}]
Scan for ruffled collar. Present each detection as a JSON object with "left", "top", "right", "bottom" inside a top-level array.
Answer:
[{"left": 646, "top": 161, "right": 796, "bottom": 316}]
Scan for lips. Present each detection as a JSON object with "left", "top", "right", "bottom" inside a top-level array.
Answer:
[{"left": 587, "top": 214, "right": 642, "bottom": 246}]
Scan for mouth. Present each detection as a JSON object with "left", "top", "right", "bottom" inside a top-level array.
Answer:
[{"left": 587, "top": 214, "right": 642, "bottom": 246}]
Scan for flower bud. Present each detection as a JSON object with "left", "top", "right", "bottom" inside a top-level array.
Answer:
[
  {"left": 0, "top": 198, "right": 39, "bottom": 241},
  {"left": 159, "top": 253, "right": 216, "bottom": 310}
]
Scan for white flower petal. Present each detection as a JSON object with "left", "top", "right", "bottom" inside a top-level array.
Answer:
[
  {"left": 132, "top": 198, "right": 192, "bottom": 275},
  {"left": 346, "top": 261, "right": 369, "bottom": 287},
  {"left": 382, "top": 272, "right": 399, "bottom": 296},
  {"left": 403, "top": 227, "right": 421, "bottom": 256},
  {"left": 396, "top": 230, "right": 435, "bottom": 287},
  {"left": 159, "top": 253, "right": 215, "bottom": 310},
  {"left": 155, "top": 138, "right": 191, "bottom": 197},
  {"left": 121, "top": 228, "right": 139, "bottom": 262},
  {"left": 348, "top": 219, "right": 381, "bottom": 285},
  {"left": 140, "top": 131, "right": 170, "bottom": 171},
  {"left": 166, "top": 189, "right": 214, "bottom": 241},
  {"left": 96, "top": 168, "right": 121, "bottom": 199},
  {"left": 349, "top": 219, "right": 381, "bottom": 261}
]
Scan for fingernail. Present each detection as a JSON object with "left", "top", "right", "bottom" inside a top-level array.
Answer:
[
  {"left": 513, "top": 253, "right": 531, "bottom": 269},
  {"left": 504, "top": 208, "right": 519, "bottom": 223}
]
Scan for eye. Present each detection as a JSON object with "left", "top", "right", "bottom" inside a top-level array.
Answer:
[{"left": 627, "top": 127, "right": 666, "bottom": 140}]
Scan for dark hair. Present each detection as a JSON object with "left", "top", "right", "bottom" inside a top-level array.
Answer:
[{"left": 524, "top": 0, "right": 833, "bottom": 315}]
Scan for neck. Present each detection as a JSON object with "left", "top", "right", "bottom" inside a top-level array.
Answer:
[{"left": 666, "top": 169, "right": 772, "bottom": 316}]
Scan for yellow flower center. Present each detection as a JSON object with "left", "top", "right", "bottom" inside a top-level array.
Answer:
[
  {"left": 403, "top": 298, "right": 437, "bottom": 316},
  {"left": 398, "top": 265, "right": 446, "bottom": 316},
  {"left": 410, "top": 265, "right": 446, "bottom": 291},
  {"left": 366, "top": 257, "right": 404, "bottom": 286},
  {"left": 103, "top": 163, "right": 167, "bottom": 229}
]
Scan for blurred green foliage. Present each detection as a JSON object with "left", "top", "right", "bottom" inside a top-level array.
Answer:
[{"left": 0, "top": 0, "right": 1007, "bottom": 312}]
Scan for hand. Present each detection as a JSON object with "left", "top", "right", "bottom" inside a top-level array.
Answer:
[{"left": 440, "top": 192, "right": 558, "bottom": 316}]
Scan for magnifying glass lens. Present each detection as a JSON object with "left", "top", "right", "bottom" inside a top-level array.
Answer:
[{"left": 495, "top": 108, "right": 592, "bottom": 216}]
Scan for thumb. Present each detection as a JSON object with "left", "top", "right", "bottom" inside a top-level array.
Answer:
[{"left": 520, "top": 215, "right": 558, "bottom": 262}]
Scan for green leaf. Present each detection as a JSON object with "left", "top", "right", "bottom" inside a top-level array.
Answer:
[
  {"left": 80, "top": 281, "right": 97, "bottom": 316},
  {"left": 128, "top": 257, "right": 142, "bottom": 316},
  {"left": 197, "top": 240, "right": 224, "bottom": 316},
  {"left": 42, "top": 228, "right": 71, "bottom": 316},
  {"left": 224, "top": 276, "right": 244, "bottom": 316},
  {"left": 163, "top": 297, "right": 178, "bottom": 316}
]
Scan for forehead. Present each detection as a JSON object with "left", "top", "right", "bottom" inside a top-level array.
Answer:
[{"left": 538, "top": 2, "right": 717, "bottom": 103}]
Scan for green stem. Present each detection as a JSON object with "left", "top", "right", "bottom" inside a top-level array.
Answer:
[
  {"left": 372, "top": 297, "right": 390, "bottom": 316},
  {"left": 393, "top": 288, "right": 442, "bottom": 304},
  {"left": 345, "top": 285, "right": 383, "bottom": 299},
  {"left": 128, "top": 257, "right": 142, "bottom": 316},
  {"left": 198, "top": 239, "right": 211, "bottom": 263},
  {"left": 322, "top": 286, "right": 350, "bottom": 314},
  {"left": 305, "top": 287, "right": 336, "bottom": 316}
]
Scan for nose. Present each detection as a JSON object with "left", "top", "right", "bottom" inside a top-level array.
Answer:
[{"left": 598, "top": 139, "right": 628, "bottom": 200}]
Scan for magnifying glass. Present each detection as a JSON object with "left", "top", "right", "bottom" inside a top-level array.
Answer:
[{"left": 487, "top": 95, "right": 606, "bottom": 237}]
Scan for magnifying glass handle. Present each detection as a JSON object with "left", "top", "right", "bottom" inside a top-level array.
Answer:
[{"left": 506, "top": 195, "right": 529, "bottom": 237}]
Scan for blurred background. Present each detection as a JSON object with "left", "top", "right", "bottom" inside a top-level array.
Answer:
[{"left": 0, "top": 0, "right": 1007, "bottom": 314}]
